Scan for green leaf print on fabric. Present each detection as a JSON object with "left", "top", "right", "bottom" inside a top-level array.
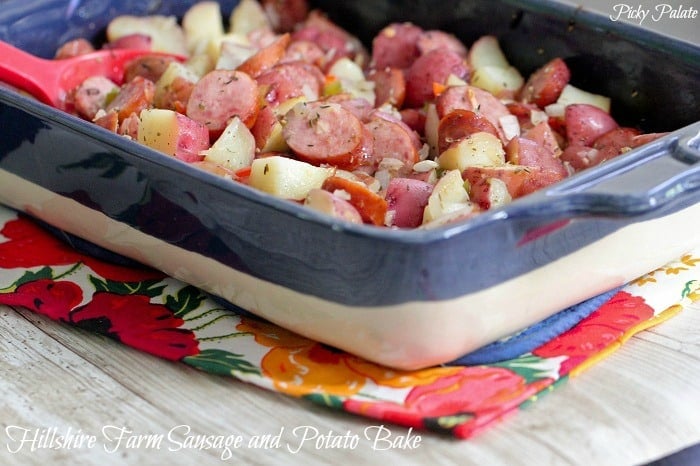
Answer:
[
  {"left": 166, "top": 286, "right": 208, "bottom": 317},
  {"left": 11, "top": 266, "right": 54, "bottom": 289},
  {"left": 491, "top": 353, "right": 563, "bottom": 384},
  {"left": 89, "top": 276, "right": 167, "bottom": 298},
  {"left": 303, "top": 393, "right": 345, "bottom": 409},
  {"left": 184, "top": 349, "right": 260, "bottom": 376}
]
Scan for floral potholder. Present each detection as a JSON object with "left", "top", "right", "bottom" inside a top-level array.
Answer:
[{"left": 0, "top": 204, "right": 697, "bottom": 439}]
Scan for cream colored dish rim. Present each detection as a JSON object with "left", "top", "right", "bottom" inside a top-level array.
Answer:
[{"left": 1, "top": 168, "right": 697, "bottom": 369}]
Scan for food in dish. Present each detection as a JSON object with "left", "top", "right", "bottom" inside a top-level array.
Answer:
[{"left": 50, "top": 0, "right": 667, "bottom": 229}]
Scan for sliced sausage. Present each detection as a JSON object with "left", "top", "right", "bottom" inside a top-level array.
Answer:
[
  {"left": 154, "top": 74, "right": 195, "bottom": 114},
  {"left": 436, "top": 85, "right": 511, "bottom": 141},
  {"left": 124, "top": 54, "right": 177, "bottom": 83},
  {"left": 321, "top": 175, "right": 388, "bottom": 226},
  {"left": 237, "top": 33, "right": 290, "bottom": 78},
  {"left": 93, "top": 110, "right": 119, "bottom": 133},
  {"left": 437, "top": 109, "right": 500, "bottom": 154},
  {"left": 366, "top": 111, "right": 422, "bottom": 166},
  {"left": 257, "top": 61, "right": 323, "bottom": 107},
  {"left": 304, "top": 188, "right": 363, "bottom": 224},
  {"left": 186, "top": 69, "right": 259, "bottom": 133},
  {"left": 292, "top": 11, "right": 368, "bottom": 69},
  {"left": 282, "top": 101, "right": 368, "bottom": 169},
  {"left": 521, "top": 121, "right": 562, "bottom": 157},
  {"left": 323, "top": 93, "right": 375, "bottom": 122},
  {"left": 106, "top": 76, "right": 155, "bottom": 122}
]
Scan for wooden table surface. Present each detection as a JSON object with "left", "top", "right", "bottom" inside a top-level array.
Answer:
[{"left": 2, "top": 299, "right": 699, "bottom": 465}]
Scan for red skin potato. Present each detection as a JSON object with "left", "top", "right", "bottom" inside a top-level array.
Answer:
[
  {"left": 565, "top": 103, "right": 618, "bottom": 147},
  {"left": 463, "top": 165, "right": 564, "bottom": 199},
  {"left": 171, "top": 113, "right": 210, "bottom": 163},
  {"left": 367, "top": 67, "right": 406, "bottom": 108},
  {"left": 237, "top": 33, "right": 291, "bottom": 78},
  {"left": 505, "top": 137, "right": 568, "bottom": 179},
  {"left": 304, "top": 188, "right": 363, "bottom": 224},
  {"left": 371, "top": 22, "right": 424, "bottom": 70},
  {"left": 385, "top": 178, "right": 433, "bottom": 228},
  {"left": 404, "top": 48, "right": 470, "bottom": 108},
  {"left": 561, "top": 127, "right": 644, "bottom": 171},
  {"left": 417, "top": 30, "right": 468, "bottom": 57},
  {"left": 519, "top": 57, "right": 570, "bottom": 107}
]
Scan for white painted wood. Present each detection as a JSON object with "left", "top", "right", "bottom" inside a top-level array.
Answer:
[{"left": 1, "top": 301, "right": 699, "bottom": 465}]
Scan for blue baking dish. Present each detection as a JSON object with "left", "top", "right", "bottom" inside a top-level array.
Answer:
[{"left": 0, "top": 0, "right": 698, "bottom": 369}]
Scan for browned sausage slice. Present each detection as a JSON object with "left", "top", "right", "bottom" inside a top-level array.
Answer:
[
  {"left": 282, "top": 101, "right": 366, "bottom": 169},
  {"left": 124, "top": 54, "right": 177, "bottom": 83},
  {"left": 437, "top": 109, "right": 499, "bottom": 154},
  {"left": 365, "top": 112, "right": 421, "bottom": 167},
  {"left": 106, "top": 76, "right": 155, "bottom": 122}
]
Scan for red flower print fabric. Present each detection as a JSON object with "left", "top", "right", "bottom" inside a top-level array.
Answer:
[{"left": 0, "top": 205, "right": 697, "bottom": 439}]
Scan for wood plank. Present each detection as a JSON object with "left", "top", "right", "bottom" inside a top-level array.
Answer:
[{"left": 1, "top": 301, "right": 699, "bottom": 465}]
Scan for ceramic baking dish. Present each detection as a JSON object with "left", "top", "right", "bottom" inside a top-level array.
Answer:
[{"left": 0, "top": 0, "right": 698, "bottom": 369}]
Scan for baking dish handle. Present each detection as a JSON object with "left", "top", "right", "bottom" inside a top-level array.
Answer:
[{"left": 542, "top": 122, "right": 700, "bottom": 217}]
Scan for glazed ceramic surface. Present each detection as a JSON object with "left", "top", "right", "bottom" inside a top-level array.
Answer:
[{"left": 0, "top": 0, "right": 698, "bottom": 368}]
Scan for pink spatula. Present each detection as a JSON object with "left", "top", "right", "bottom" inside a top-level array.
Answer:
[{"left": 0, "top": 40, "right": 182, "bottom": 110}]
